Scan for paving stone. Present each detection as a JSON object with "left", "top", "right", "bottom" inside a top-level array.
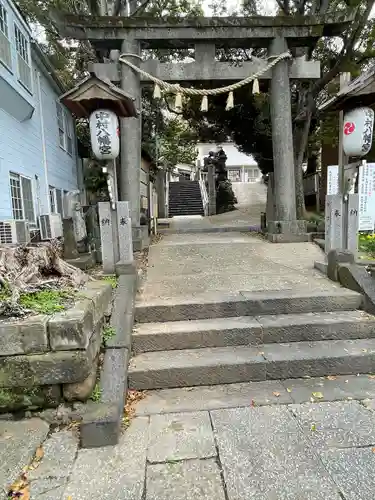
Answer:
[
  {"left": 28, "top": 430, "right": 78, "bottom": 480},
  {"left": 146, "top": 459, "right": 226, "bottom": 500},
  {"left": 362, "top": 398, "right": 375, "bottom": 410},
  {"left": 319, "top": 447, "right": 375, "bottom": 500},
  {"left": 211, "top": 406, "right": 341, "bottom": 500},
  {"left": 29, "top": 478, "right": 68, "bottom": 500},
  {"left": 135, "top": 381, "right": 292, "bottom": 416},
  {"left": 291, "top": 401, "right": 375, "bottom": 448},
  {"left": 65, "top": 417, "right": 148, "bottom": 500},
  {"left": 0, "top": 419, "right": 49, "bottom": 492},
  {"left": 148, "top": 411, "right": 216, "bottom": 463},
  {"left": 281, "top": 375, "right": 375, "bottom": 404}
]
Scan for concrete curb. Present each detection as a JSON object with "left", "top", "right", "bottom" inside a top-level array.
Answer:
[{"left": 80, "top": 274, "right": 137, "bottom": 448}]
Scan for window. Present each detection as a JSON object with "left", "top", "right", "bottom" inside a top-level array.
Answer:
[
  {"left": 49, "top": 186, "right": 64, "bottom": 216},
  {"left": 228, "top": 169, "right": 241, "bottom": 182},
  {"left": 14, "top": 25, "right": 31, "bottom": 90},
  {"left": 0, "top": 2, "right": 11, "bottom": 68},
  {"left": 56, "top": 103, "right": 65, "bottom": 149},
  {"left": 10, "top": 173, "right": 35, "bottom": 223},
  {"left": 55, "top": 188, "right": 63, "bottom": 215},
  {"left": 65, "top": 112, "right": 73, "bottom": 155},
  {"left": 49, "top": 185, "right": 56, "bottom": 212}
]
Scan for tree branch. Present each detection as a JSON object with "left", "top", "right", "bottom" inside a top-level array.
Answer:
[
  {"left": 312, "top": 0, "right": 375, "bottom": 95},
  {"left": 275, "top": 0, "right": 289, "bottom": 14},
  {"left": 129, "top": 0, "right": 153, "bottom": 16},
  {"left": 113, "top": 0, "right": 123, "bottom": 16},
  {"left": 295, "top": 0, "right": 308, "bottom": 15}
]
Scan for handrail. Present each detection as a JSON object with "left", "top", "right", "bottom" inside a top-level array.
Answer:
[{"left": 198, "top": 170, "right": 209, "bottom": 216}]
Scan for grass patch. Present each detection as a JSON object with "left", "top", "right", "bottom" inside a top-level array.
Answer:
[
  {"left": 102, "top": 325, "right": 116, "bottom": 346},
  {"left": 101, "top": 275, "right": 118, "bottom": 289},
  {"left": 90, "top": 383, "right": 102, "bottom": 402},
  {"left": 0, "top": 284, "right": 11, "bottom": 302},
  {"left": 19, "top": 289, "right": 76, "bottom": 315},
  {"left": 358, "top": 233, "right": 375, "bottom": 258}
]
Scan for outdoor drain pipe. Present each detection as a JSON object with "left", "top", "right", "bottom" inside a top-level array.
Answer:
[{"left": 37, "top": 71, "right": 50, "bottom": 214}]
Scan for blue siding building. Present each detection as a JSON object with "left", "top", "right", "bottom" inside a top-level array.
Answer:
[{"left": 0, "top": 0, "right": 80, "bottom": 228}]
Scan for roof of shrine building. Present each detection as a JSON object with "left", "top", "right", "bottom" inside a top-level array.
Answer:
[
  {"left": 320, "top": 68, "right": 375, "bottom": 113},
  {"left": 52, "top": 13, "right": 355, "bottom": 50},
  {"left": 59, "top": 74, "right": 138, "bottom": 118}
]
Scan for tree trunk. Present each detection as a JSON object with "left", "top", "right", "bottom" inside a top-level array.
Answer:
[
  {"left": 306, "top": 153, "right": 318, "bottom": 176},
  {"left": 293, "top": 84, "right": 315, "bottom": 219},
  {"left": 293, "top": 113, "right": 311, "bottom": 219}
]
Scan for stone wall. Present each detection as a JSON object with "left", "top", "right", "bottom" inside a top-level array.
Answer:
[{"left": 0, "top": 280, "right": 112, "bottom": 412}]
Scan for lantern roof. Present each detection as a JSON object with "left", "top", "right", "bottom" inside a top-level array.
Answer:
[
  {"left": 320, "top": 68, "right": 375, "bottom": 113},
  {"left": 60, "top": 74, "right": 138, "bottom": 118}
]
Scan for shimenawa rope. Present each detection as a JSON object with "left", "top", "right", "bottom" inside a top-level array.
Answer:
[{"left": 118, "top": 51, "right": 291, "bottom": 111}]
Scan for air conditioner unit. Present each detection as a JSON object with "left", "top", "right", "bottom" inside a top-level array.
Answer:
[
  {"left": 0, "top": 220, "right": 30, "bottom": 245},
  {"left": 39, "top": 213, "right": 63, "bottom": 240}
]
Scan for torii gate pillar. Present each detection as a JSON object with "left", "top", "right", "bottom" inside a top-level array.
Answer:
[
  {"left": 268, "top": 36, "right": 307, "bottom": 242},
  {"left": 120, "top": 38, "right": 146, "bottom": 250}
]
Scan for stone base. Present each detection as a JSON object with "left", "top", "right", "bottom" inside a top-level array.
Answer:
[
  {"left": 115, "top": 260, "right": 136, "bottom": 276},
  {"left": 327, "top": 249, "right": 355, "bottom": 282},
  {"left": 314, "top": 261, "right": 328, "bottom": 275},
  {"left": 267, "top": 220, "right": 310, "bottom": 243},
  {"left": 66, "top": 252, "right": 96, "bottom": 271},
  {"left": 132, "top": 226, "right": 150, "bottom": 252}
]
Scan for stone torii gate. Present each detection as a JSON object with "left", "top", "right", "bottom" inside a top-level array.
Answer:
[{"left": 56, "top": 14, "right": 352, "bottom": 244}]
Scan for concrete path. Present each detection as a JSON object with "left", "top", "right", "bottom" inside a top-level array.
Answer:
[
  {"left": 3, "top": 378, "right": 375, "bottom": 499},
  {"left": 139, "top": 231, "right": 339, "bottom": 302}
]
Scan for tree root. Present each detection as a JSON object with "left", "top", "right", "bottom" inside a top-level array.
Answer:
[{"left": 0, "top": 240, "right": 90, "bottom": 317}]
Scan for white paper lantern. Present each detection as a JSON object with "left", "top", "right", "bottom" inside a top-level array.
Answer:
[
  {"left": 89, "top": 109, "right": 120, "bottom": 160},
  {"left": 342, "top": 107, "right": 374, "bottom": 157}
]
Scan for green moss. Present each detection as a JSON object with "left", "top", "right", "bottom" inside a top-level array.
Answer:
[
  {"left": 19, "top": 289, "right": 76, "bottom": 315},
  {"left": 0, "top": 281, "right": 11, "bottom": 302},
  {"left": 0, "top": 386, "right": 43, "bottom": 411},
  {"left": 102, "top": 326, "right": 116, "bottom": 346},
  {"left": 101, "top": 275, "right": 118, "bottom": 289},
  {"left": 0, "top": 388, "right": 16, "bottom": 405},
  {"left": 90, "top": 383, "right": 102, "bottom": 402}
]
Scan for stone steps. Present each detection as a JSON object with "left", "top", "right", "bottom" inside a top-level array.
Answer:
[
  {"left": 168, "top": 181, "right": 204, "bottom": 217},
  {"left": 132, "top": 310, "right": 375, "bottom": 354},
  {"left": 131, "top": 289, "right": 375, "bottom": 391},
  {"left": 135, "top": 289, "right": 363, "bottom": 323},
  {"left": 128, "top": 338, "right": 375, "bottom": 390}
]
